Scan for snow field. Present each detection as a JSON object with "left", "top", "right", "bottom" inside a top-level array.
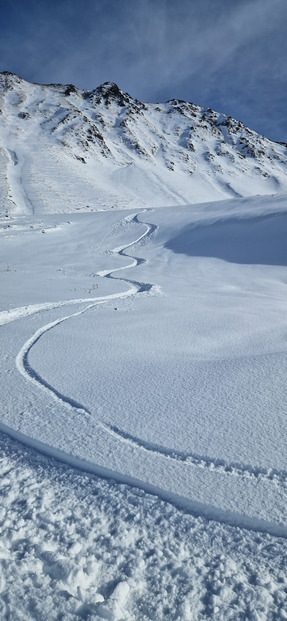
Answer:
[
  {"left": 1, "top": 431, "right": 287, "bottom": 621},
  {"left": 4, "top": 200, "right": 285, "bottom": 534},
  {"left": 1, "top": 182, "right": 287, "bottom": 616}
]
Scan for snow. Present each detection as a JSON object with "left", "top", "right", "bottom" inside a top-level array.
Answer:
[
  {"left": 1, "top": 72, "right": 287, "bottom": 216},
  {"left": 2, "top": 432, "right": 287, "bottom": 621},
  {"left": 1, "top": 73, "right": 287, "bottom": 618},
  {"left": 1, "top": 198, "right": 287, "bottom": 618}
]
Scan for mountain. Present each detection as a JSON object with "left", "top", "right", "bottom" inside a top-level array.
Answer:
[
  {"left": 1, "top": 72, "right": 287, "bottom": 618},
  {"left": 0, "top": 71, "right": 287, "bottom": 215}
]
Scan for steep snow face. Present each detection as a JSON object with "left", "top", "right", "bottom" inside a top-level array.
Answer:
[{"left": 0, "top": 71, "right": 287, "bottom": 215}]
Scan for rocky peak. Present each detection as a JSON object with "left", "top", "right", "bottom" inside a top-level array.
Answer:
[
  {"left": 0, "top": 71, "right": 25, "bottom": 90},
  {"left": 88, "top": 82, "right": 132, "bottom": 107}
]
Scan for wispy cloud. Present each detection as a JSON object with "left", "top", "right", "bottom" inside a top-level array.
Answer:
[{"left": 0, "top": 0, "right": 286, "bottom": 140}]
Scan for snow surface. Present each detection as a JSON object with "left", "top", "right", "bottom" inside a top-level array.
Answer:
[
  {"left": 1, "top": 73, "right": 287, "bottom": 619},
  {"left": 1, "top": 196, "right": 287, "bottom": 618},
  {"left": 1, "top": 431, "right": 287, "bottom": 620}
]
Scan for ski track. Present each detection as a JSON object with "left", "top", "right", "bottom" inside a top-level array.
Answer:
[
  {"left": 14, "top": 212, "right": 156, "bottom": 412},
  {"left": 6, "top": 147, "right": 35, "bottom": 215},
  {"left": 16, "top": 304, "right": 100, "bottom": 416},
  {"left": 104, "top": 424, "right": 287, "bottom": 487},
  {"left": 96, "top": 213, "right": 157, "bottom": 293},
  {"left": 4, "top": 211, "right": 287, "bottom": 539},
  {"left": 0, "top": 292, "right": 135, "bottom": 326}
]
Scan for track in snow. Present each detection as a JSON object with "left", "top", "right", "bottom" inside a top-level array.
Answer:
[
  {"left": 4, "top": 211, "right": 287, "bottom": 539},
  {"left": 97, "top": 215, "right": 287, "bottom": 490},
  {"left": 14, "top": 211, "right": 157, "bottom": 413},
  {"left": 0, "top": 292, "right": 133, "bottom": 327},
  {"left": 96, "top": 213, "right": 157, "bottom": 292},
  {"left": 105, "top": 424, "right": 287, "bottom": 486},
  {"left": 16, "top": 304, "right": 98, "bottom": 416}
]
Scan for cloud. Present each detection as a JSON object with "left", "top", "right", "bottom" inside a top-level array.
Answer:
[{"left": 0, "top": 0, "right": 286, "bottom": 140}]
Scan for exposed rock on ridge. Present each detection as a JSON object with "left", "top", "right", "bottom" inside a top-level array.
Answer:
[{"left": 0, "top": 72, "right": 286, "bottom": 214}]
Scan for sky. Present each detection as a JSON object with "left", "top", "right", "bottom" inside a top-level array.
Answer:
[{"left": 0, "top": 0, "right": 287, "bottom": 142}]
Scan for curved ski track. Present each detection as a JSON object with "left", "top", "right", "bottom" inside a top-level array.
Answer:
[
  {"left": 105, "top": 425, "right": 287, "bottom": 486},
  {"left": 2, "top": 211, "right": 287, "bottom": 539},
  {"left": 14, "top": 213, "right": 157, "bottom": 412}
]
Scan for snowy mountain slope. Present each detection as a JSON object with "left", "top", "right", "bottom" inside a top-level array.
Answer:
[
  {"left": 1, "top": 72, "right": 287, "bottom": 619},
  {"left": 0, "top": 71, "right": 287, "bottom": 216}
]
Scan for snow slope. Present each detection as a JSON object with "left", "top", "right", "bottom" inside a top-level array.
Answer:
[
  {"left": 1, "top": 197, "right": 287, "bottom": 618},
  {"left": 1, "top": 71, "right": 287, "bottom": 215},
  {"left": 1, "top": 73, "right": 287, "bottom": 619},
  {"left": 1, "top": 196, "right": 287, "bottom": 537}
]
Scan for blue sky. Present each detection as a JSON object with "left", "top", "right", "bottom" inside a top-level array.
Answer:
[{"left": 0, "top": 0, "right": 286, "bottom": 141}]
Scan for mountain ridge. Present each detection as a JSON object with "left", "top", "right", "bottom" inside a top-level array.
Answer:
[{"left": 1, "top": 72, "right": 287, "bottom": 215}]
